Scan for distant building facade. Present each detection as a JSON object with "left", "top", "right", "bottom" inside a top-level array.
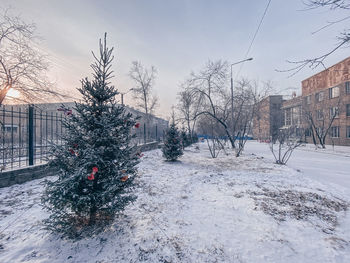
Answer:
[
  {"left": 252, "top": 95, "right": 283, "bottom": 140},
  {"left": 252, "top": 56, "right": 350, "bottom": 146},
  {"left": 301, "top": 57, "right": 350, "bottom": 146}
]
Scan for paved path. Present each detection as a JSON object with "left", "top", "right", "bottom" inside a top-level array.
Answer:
[{"left": 245, "top": 141, "right": 350, "bottom": 193}]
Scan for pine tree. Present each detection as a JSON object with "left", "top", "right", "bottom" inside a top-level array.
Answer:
[
  {"left": 42, "top": 34, "right": 139, "bottom": 238},
  {"left": 162, "top": 123, "right": 183, "bottom": 161}
]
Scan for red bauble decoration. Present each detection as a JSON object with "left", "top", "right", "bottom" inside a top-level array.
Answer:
[
  {"left": 135, "top": 123, "right": 140, "bottom": 128},
  {"left": 69, "top": 148, "right": 79, "bottom": 156},
  {"left": 87, "top": 166, "right": 98, "bottom": 180},
  {"left": 121, "top": 175, "right": 128, "bottom": 182},
  {"left": 136, "top": 152, "right": 144, "bottom": 158}
]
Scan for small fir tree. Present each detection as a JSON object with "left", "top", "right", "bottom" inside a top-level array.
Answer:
[
  {"left": 162, "top": 123, "right": 183, "bottom": 161},
  {"left": 42, "top": 34, "right": 139, "bottom": 238}
]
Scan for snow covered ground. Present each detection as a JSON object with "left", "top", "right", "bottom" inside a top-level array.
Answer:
[
  {"left": 245, "top": 141, "right": 350, "bottom": 193},
  {"left": 0, "top": 142, "right": 350, "bottom": 262}
]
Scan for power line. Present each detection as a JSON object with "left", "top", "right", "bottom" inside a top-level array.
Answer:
[{"left": 234, "top": 0, "right": 272, "bottom": 80}]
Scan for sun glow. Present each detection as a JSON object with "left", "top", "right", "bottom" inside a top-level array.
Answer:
[{"left": 7, "top": 88, "right": 21, "bottom": 99}]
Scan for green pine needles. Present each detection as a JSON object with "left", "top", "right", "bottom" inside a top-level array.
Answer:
[
  {"left": 162, "top": 123, "right": 183, "bottom": 161},
  {"left": 41, "top": 34, "right": 139, "bottom": 238}
]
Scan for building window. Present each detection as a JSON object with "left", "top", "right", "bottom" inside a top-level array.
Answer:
[
  {"left": 347, "top": 126, "right": 350, "bottom": 138},
  {"left": 305, "top": 128, "right": 311, "bottom": 137},
  {"left": 316, "top": 109, "right": 323, "bottom": 120},
  {"left": 292, "top": 107, "right": 301, "bottom": 125},
  {"left": 316, "top": 127, "right": 321, "bottom": 135},
  {"left": 346, "top": 82, "right": 350, "bottom": 94},
  {"left": 272, "top": 103, "right": 279, "bottom": 110},
  {"left": 329, "top": 106, "right": 339, "bottom": 119},
  {"left": 284, "top": 108, "right": 291, "bottom": 126},
  {"left": 306, "top": 95, "right": 311, "bottom": 104},
  {"left": 315, "top": 91, "right": 324, "bottom": 102},
  {"left": 330, "top": 126, "right": 340, "bottom": 138},
  {"left": 347, "top": 104, "right": 350, "bottom": 117},
  {"left": 329, "top": 86, "right": 340, "bottom": 99},
  {"left": 2, "top": 125, "right": 18, "bottom": 133},
  {"left": 295, "top": 128, "right": 302, "bottom": 137}
]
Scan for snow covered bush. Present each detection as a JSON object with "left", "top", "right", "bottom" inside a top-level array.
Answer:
[
  {"left": 162, "top": 123, "right": 183, "bottom": 161},
  {"left": 41, "top": 34, "right": 139, "bottom": 238},
  {"left": 206, "top": 137, "right": 225, "bottom": 158},
  {"left": 269, "top": 127, "right": 303, "bottom": 165}
]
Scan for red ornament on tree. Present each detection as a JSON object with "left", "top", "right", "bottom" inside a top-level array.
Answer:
[
  {"left": 135, "top": 123, "right": 140, "bottom": 129},
  {"left": 87, "top": 166, "right": 98, "bottom": 180},
  {"left": 136, "top": 152, "right": 144, "bottom": 158},
  {"left": 69, "top": 149, "right": 79, "bottom": 156},
  {"left": 121, "top": 175, "right": 128, "bottom": 182}
]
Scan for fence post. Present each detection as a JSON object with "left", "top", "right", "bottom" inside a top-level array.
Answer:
[
  {"left": 144, "top": 123, "right": 146, "bottom": 144},
  {"left": 28, "top": 105, "right": 34, "bottom": 166}
]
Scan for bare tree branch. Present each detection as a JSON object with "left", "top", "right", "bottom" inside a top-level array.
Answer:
[
  {"left": 0, "top": 8, "right": 62, "bottom": 106},
  {"left": 129, "top": 61, "right": 158, "bottom": 116},
  {"left": 278, "top": 0, "right": 350, "bottom": 76}
]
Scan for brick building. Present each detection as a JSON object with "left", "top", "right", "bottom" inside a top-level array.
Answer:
[
  {"left": 280, "top": 95, "right": 303, "bottom": 137},
  {"left": 252, "top": 95, "right": 283, "bottom": 140},
  {"left": 252, "top": 56, "right": 350, "bottom": 146},
  {"left": 301, "top": 56, "right": 350, "bottom": 146}
]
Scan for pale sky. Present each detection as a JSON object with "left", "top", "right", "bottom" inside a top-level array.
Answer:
[{"left": 2, "top": 0, "right": 349, "bottom": 118}]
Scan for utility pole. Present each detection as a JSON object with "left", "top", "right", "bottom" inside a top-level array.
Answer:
[
  {"left": 230, "top": 58, "right": 253, "bottom": 139},
  {"left": 120, "top": 88, "right": 133, "bottom": 106}
]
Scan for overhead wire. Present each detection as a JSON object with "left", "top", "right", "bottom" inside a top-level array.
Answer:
[{"left": 234, "top": 0, "right": 272, "bottom": 81}]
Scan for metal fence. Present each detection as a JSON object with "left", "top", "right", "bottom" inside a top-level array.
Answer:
[{"left": 0, "top": 104, "right": 166, "bottom": 171}]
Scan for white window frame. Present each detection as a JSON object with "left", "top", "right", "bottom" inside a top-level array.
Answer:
[
  {"left": 316, "top": 109, "right": 323, "bottom": 120},
  {"left": 315, "top": 92, "right": 324, "bottom": 102},
  {"left": 346, "top": 82, "right": 350, "bottom": 94},
  {"left": 329, "top": 106, "right": 339, "bottom": 119},
  {"left": 330, "top": 126, "right": 340, "bottom": 138},
  {"left": 306, "top": 95, "right": 311, "bottom": 104},
  {"left": 329, "top": 86, "right": 340, "bottom": 99}
]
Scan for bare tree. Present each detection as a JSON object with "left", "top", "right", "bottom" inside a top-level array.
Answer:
[
  {"left": 270, "top": 126, "right": 304, "bottom": 165},
  {"left": 129, "top": 61, "right": 158, "bottom": 116},
  {"left": 233, "top": 79, "right": 257, "bottom": 157},
  {"left": 280, "top": 0, "right": 350, "bottom": 75},
  {"left": 186, "top": 60, "right": 237, "bottom": 148},
  {"left": 183, "top": 60, "right": 266, "bottom": 156},
  {"left": 0, "top": 9, "right": 58, "bottom": 106},
  {"left": 177, "top": 87, "right": 202, "bottom": 142},
  {"left": 303, "top": 96, "right": 341, "bottom": 148},
  {"left": 196, "top": 114, "right": 225, "bottom": 158}
]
